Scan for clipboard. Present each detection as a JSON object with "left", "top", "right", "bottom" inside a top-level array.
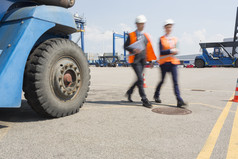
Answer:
[{"left": 127, "top": 39, "right": 145, "bottom": 52}]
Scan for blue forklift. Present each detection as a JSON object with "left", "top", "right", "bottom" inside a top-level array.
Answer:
[
  {"left": 195, "top": 8, "right": 238, "bottom": 68},
  {"left": 0, "top": 0, "right": 90, "bottom": 118},
  {"left": 95, "top": 56, "right": 119, "bottom": 67}
]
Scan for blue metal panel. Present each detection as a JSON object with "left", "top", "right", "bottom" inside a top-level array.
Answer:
[
  {"left": 0, "top": 18, "right": 55, "bottom": 108},
  {"left": 113, "top": 33, "right": 124, "bottom": 39},
  {"left": 0, "top": 0, "right": 15, "bottom": 22},
  {"left": 113, "top": 32, "right": 128, "bottom": 62},
  {"left": 80, "top": 23, "right": 85, "bottom": 52},
  {"left": 113, "top": 33, "right": 116, "bottom": 58},
  {"left": 74, "top": 17, "right": 86, "bottom": 52},
  {"left": 124, "top": 32, "right": 127, "bottom": 61},
  {"left": 1, "top": 0, "right": 38, "bottom": 22},
  {"left": 3, "top": 5, "right": 76, "bottom": 31},
  {"left": 183, "top": 61, "right": 190, "bottom": 64}
]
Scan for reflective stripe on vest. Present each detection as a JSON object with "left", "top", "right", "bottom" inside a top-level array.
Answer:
[
  {"left": 128, "top": 31, "right": 156, "bottom": 64},
  {"left": 159, "top": 54, "right": 175, "bottom": 59},
  {"left": 159, "top": 35, "right": 180, "bottom": 65}
]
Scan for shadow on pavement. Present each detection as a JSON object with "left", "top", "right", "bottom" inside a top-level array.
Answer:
[
  {"left": 86, "top": 101, "right": 189, "bottom": 109},
  {"left": 0, "top": 125, "right": 8, "bottom": 129},
  {"left": 152, "top": 103, "right": 177, "bottom": 108},
  {"left": 86, "top": 100, "right": 142, "bottom": 107},
  {"left": 152, "top": 103, "right": 189, "bottom": 110},
  {"left": 221, "top": 100, "right": 233, "bottom": 102},
  {"left": 0, "top": 100, "right": 46, "bottom": 123}
]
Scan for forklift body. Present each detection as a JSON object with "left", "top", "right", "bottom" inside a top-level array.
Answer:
[
  {"left": 195, "top": 42, "right": 238, "bottom": 67},
  {"left": 0, "top": 1, "right": 76, "bottom": 108},
  {"left": 0, "top": 0, "right": 90, "bottom": 119}
]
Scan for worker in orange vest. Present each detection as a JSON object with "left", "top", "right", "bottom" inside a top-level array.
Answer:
[
  {"left": 154, "top": 19, "right": 187, "bottom": 107},
  {"left": 124, "top": 15, "right": 157, "bottom": 108}
]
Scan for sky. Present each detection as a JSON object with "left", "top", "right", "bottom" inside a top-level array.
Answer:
[{"left": 69, "top": 0, "right": 238, "bottom": 58}]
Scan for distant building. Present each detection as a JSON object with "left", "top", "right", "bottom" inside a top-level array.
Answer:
[
  {"left": 223, "top": 38, "right": 233, "bottom": 42},
  {"left": 103, "top": 52, "right": 125, "bottom": 61},
  {"left": 176, "top": 54, "right": 200, "bottom": 65},
  {"left": 103, "top": 53, "right": 118, "bottom": 56}
]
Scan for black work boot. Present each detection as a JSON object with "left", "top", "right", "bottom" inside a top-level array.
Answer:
[
  {"left": 154, "top": 96, "right": 162, "bottom": 103},
  {"left": 125, "top": 92, "right": 133, "bottom": 102},
  {"left": 177, "top": 100, "right": 187, "bottom": 108},
  {"left": 141, "top": 98, "right": 152, "bottom": 108}
]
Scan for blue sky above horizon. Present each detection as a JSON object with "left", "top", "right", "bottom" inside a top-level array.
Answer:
[{"left": 69, "top": 0, "right": 238, "bottom": 57}]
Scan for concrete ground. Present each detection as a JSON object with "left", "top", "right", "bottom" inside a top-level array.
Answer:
[{"left": 0, "top": 67, "right": 238, "bottom": 159}]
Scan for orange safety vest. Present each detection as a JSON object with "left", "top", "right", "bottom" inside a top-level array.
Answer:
[
  {"left": 159, "top": 35, "right": 180, "bottom": 65},
  {"left": 128, "top": 31, "right": 156, "bottom": 64}
]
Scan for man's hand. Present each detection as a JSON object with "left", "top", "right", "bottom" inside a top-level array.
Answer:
[
  {"left": 133, "top": 49, "right": 142, "bottom": 54},
  {"left": 171, "top": 48, "right": 179, "bottom": 55}
]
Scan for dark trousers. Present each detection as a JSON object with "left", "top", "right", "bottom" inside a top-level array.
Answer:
[
  {"left": 154, "top": 62, "right": 183, "bottom": 101},
  {"left": 127, "top": 59, "right": 146, "bottom": 100}
]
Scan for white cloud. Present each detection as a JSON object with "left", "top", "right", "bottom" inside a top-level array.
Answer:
[
  {"left": 194, "top": 29, "right": 206, "bottom": 42},
  {"left": 70, "top": 26, "right": 113, "bottom": 55},
  {"left": 119, "top": 23, "right": 133, "bottom": 32},
  {"left": 85, "top": 26, "right": 113, "bottom": 42},
  {"left": 178, "top": 29, "right": 225, "bottom": 55}
]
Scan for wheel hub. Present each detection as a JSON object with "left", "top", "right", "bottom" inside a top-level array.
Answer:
[
  {"left": 52, "top": 58, "right": 81, "bottom": 100},
  {"left": 64, "top": 72, "right": 73, "bottom": 87}
]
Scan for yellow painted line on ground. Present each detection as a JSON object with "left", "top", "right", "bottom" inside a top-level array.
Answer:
[
  {"left": 0, "top": 122, "right": 11, "bottom": 141},
  {"left": 226, "top": 105, "right": 238, "bottom": 159},
  {"left": 196, "top": 96, "right": 233, "bottom": 159}
]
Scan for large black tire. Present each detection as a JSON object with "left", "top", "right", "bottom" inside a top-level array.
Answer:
[
  {"left": 195, "top": 59, "right": 205, "bottom": 68},
  {"left": 23, "top": 38, "right": 90, "bottom": 118},
  {"left": 33, "top": 0, "right": 75, "bottom": 8}
]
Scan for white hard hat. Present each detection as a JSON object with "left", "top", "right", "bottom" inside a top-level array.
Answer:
[
  {"left": 164, "top": 19, "right": 174, "bottom": 26},
  {"left": 135, "top": 15, "right": 147, "bottom": 23}
]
